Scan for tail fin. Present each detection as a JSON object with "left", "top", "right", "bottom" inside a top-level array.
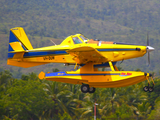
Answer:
[
  {"left": 8, "top": 27, "right": 33, "bottom": 52},
  {"left": 8, "top": 27, "right": 33, "bottom": 58},
  {"left": 7, "top": 27, "right": 48, "bottom": 68}
]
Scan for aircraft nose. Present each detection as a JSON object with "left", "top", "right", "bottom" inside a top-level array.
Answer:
[{"left": 147, "top": 46, "right": 155, "bottom": 52}]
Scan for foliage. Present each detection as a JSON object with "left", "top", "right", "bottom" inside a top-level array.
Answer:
[
  {"left": 147, "top": 97, "right": 160, "bottom": 119},
  {"left": 0, "top": 70, "right": 160, "bottom": 119},
  {"left": 0, "top": 71, "right": 55, "bottom": 119}
]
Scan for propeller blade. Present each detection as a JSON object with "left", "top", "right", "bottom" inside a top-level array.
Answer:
[
  {"left": 148, "top": 52, "right": 150, "bottom": 66},
  {"left": 147, "top": 32, "right": 149, "bottom": 46},
  {"left": 147, "top": 32, "right": 150, "bottom": 66},
  {"left": 146, "top": 32, "right": 154, "bottom": 66}
]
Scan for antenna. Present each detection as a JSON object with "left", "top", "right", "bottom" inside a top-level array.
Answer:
[{"left": 50, "top": 39, "right": 57, "bottom": 45}]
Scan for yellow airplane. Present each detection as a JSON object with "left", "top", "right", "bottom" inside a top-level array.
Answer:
[{"left": 7, "top": 27, "right": 155, "bottom": 93}]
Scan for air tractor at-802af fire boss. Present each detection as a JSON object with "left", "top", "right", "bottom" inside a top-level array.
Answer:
[{"left": 7, "top": 27, "right": 155, "bottom": 93}]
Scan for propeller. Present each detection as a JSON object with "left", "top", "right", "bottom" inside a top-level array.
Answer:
[
  {"left": 146, "top": 33, "right": 154, "bottom": 66},
  {"left": 147, "top": 33, "right": 150, "bottom": 65}
]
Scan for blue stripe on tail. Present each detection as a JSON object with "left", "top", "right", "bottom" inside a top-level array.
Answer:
[{"left": 9, "top": 31, "right": 19, "bottom": 43}]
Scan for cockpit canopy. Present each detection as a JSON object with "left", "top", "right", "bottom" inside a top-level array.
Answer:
[
  {"left": 79, "top": 35, "right": 88, "bottom": 42},
  {"left": 60, "top": 34, "right": 89, "bottom": 45},
  {"left": 72, "top": 37, "right": 82, "bottom": 44}
]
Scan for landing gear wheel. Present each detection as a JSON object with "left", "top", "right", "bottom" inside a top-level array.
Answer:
[
  {"left": 149, "top": 87, "right": 154, "bottom": 92},
  {"left": 89, "top": 87, "right": 96, "bottom": 93},
  {"left": 81, "top": 84, "right": 89, "bottom": 93},
  {"left": 143, "top": 86, "right": 149, "bottom": 92}
]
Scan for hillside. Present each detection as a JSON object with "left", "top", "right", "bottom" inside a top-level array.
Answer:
[
  {"left": 1, "top": 0, "right": 160, "bottom": 38},
  {"left": 0, "top": 0, "right": 160, "bottom": 76}
]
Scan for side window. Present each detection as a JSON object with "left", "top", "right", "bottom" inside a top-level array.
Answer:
[{"left": 72, "top": 37, "right": 82, "bottom": 44}]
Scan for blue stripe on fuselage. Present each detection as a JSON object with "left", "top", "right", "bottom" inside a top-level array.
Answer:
[
  {"left": 8, "top": 48, "right": 136, "bottom": 58},
  {"left": 23, "top": 51, "right": 67, "bottom": 57},
  {"left": 23, "top": 48, "right": 135, "bottom": 57}
]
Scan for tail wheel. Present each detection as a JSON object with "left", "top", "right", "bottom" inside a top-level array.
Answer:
[
  {"left": 143, "top": 86, "right": 149, "bottom": 92},
  {"left": 81, "top": 84, "right": 89, "bottom": 93},
  {"left": 89, "top": 87, "right": 96, "bottom": 93}
]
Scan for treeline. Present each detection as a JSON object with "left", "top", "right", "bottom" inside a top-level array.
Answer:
[{"left": 0, "top": 69, "right": 160, "bottom": 119}]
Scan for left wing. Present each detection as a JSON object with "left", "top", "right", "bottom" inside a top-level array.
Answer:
[{"left": 66, "top": 46, "right": 108, "bottom": 64}]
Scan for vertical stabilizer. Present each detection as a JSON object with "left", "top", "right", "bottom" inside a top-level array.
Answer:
[
  {"left": 8, "top": 27, "right": 33, "bottom": 58},
  {"left": 9, "top": 27, "right": 33, "bottom": 50}
]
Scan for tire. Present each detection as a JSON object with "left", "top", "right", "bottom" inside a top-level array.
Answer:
[
  {"left": 89, "top": 87, "right": 96, "bottom": 93},
  {"left": 149, "top": 87, "right": 154, "bottom": 92},
  {"left": 81, "top": 84, "right": 89, "bottom": 93},
  {"left": 143, "top": 86, "right": 149, "bottom": 92}
]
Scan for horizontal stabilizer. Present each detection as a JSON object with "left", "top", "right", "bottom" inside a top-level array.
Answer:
[
  {"left": 7, "top": 59, "right": 49, "bottom": 68},
  {"left": 9, "top": 42, "right": 26, "bottom": 53},
  {"left": 12, "top": 53, "right": 24, "bottom": 59}
]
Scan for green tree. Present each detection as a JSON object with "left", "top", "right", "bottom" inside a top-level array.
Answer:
[
  {"left": 2, "top": 78, "right": 55, "bottom": 120},
  {"left": 43, "top": 81, "right": 74, "bottom": 119},
  {"left": 138, "top": 101, "right": 152, "bottom": 118},
  {"left": 79, "top": 93, "right": 95, "bottom": 119},
  {"left": 147, "top": 96, "right": 160, "bottom": 119},
  {"left": 0, "top": 70, "right": 12, "bottom": 86}
]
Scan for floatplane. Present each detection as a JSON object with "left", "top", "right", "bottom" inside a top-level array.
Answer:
[{"left": 7, "top": 27, "right": 155, "bottom": 93}]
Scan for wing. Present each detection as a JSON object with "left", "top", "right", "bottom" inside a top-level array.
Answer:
[{"left": 66, "top": 46, "right": 108, "bottom": 64}]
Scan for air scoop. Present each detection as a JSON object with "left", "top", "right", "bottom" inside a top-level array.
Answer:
[{"left": 147, "top": 46, "right": 155, "bottom": 52}]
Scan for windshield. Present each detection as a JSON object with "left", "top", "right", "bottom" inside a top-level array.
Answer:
[
  {"left": 80, "top": 35, "right": 88, "bottom": 42},
  {"left": 72, "top": 37, "right": 82, "bottom": 44}
]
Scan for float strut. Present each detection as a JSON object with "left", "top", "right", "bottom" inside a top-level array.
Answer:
[{"left": 109, "top": 61, "right": 115, "bottom": 71}]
